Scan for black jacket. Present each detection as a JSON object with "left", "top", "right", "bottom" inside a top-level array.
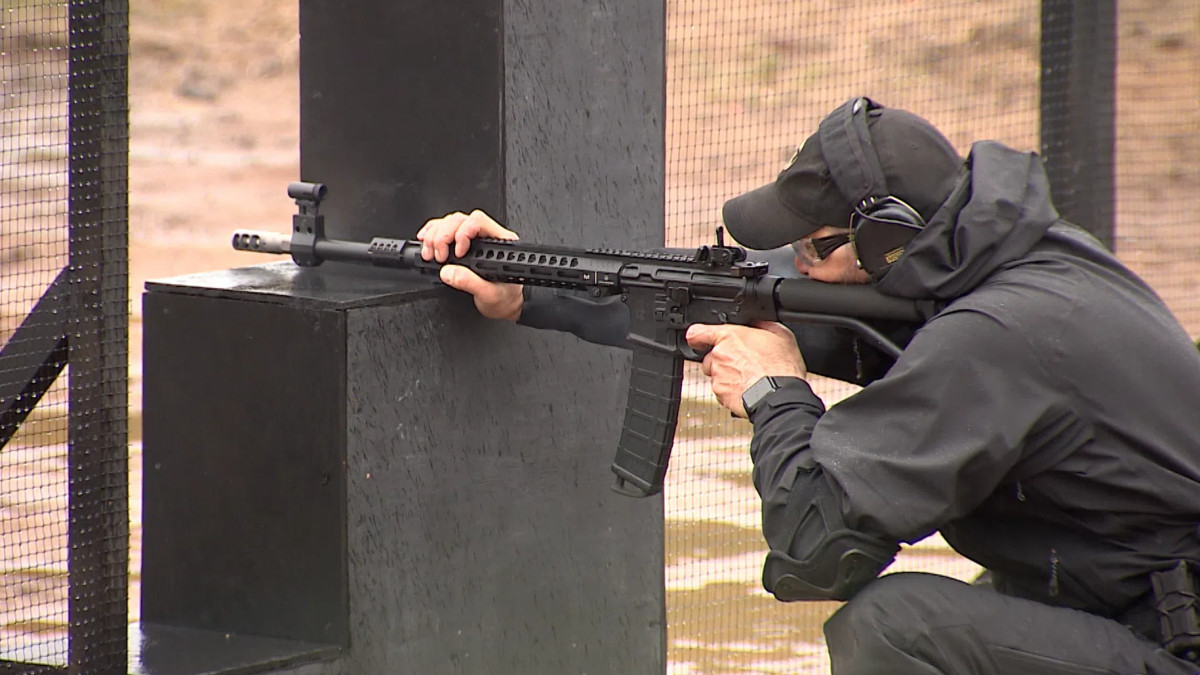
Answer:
[{"left": 520, "top": 141, "right": 1200, "bottom": 623}]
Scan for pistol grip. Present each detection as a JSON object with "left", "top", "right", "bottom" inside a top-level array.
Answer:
[{"left": 610, "top": 349, "right": 684, "bottom": 498}]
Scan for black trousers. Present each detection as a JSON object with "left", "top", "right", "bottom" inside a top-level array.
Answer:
[{"left": 824, "top": 572, "right": 1197, "bottom": 675}]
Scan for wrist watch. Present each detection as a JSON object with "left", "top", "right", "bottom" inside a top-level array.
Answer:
[{"left": 741, "top": 375, "right": 792, "bottom": 418}]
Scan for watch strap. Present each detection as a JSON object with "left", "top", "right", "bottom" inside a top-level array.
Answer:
[{"left": 742, "top": 375, "right": 807, "bottom": 419}]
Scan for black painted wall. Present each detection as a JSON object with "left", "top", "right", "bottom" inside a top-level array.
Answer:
[
  {"left": 141, "top": 261, "right": 665, "bottom": 673},
  {"left": 339, "top": 301, "right": 663, "bottom": 672},
  {"left": 298, "top": 1, "right": 505, "bottom": 241},
  {"left": 141, "top": 0, "right": 664, "bottom": 671},
  {"left": 504, "top": 0, "right": 665, "bottom": 251},
  {"left": 283, "top": 0, "right": 665, "bottom": 672}
]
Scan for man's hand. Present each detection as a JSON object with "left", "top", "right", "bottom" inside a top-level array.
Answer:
[
  {"left": 417, "top": 210, "right": 524, "bottom": 321},
  {"left": 685, "top": 321, "right": 807, "bottom": 418}
]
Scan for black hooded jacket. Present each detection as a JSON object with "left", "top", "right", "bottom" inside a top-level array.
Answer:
[
  {"left": 751, "top": 141, "right": 1200, "bottom": 623},
  {"left": 518, "top": 141, "right": 1200, "bottom": 625}
]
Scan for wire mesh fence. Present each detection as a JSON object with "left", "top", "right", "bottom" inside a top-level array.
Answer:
[
  {"left": 2, "top": 2, "right": 73, "bottom": 667},
  {"left": 1, "top": 0, "right": 1196, "bottom": 673},
  {"left": 1, "top": 0, "right": 128, "bottom": 671},
  {"left": 1115, "top": 1, "right": 1200, "bottom": 338},
  {"left": 663, "top": 1, "right": 1196, "bottom": 672}
]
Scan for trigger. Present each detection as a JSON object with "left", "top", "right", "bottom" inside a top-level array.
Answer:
[{"left": 678, "top": 334, "right": 710, "bottom": 362}]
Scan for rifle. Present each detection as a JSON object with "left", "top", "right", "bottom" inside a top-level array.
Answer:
[{"left": 232, "top": 182, "right": 930, "bottom": 498}]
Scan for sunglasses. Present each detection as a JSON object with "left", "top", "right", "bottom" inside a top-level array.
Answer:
[
  {"left": 790, "top": 197, "right": 928, "bottom": 267},
  {"left": 791, "top": 229, "right": 853, "bottom": 265}
]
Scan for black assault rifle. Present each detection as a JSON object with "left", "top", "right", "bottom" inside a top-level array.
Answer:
[{"left": 232, "top": 182, "right": 930, "bottom": 498}]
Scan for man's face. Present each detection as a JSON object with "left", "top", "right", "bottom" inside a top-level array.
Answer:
[{"left": 791, "top": 225, "right": 872, "bottom": 284}]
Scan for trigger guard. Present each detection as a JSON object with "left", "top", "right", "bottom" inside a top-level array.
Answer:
[{"left": 678, "top": 334, "right": 709, "bottom": 362}]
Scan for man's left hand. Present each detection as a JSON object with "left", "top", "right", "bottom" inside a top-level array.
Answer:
[{"left": 685, "top": 321, "right": 807, "bottom": 418}]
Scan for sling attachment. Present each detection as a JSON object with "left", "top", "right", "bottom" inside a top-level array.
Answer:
[{"left": 1151, "top": 560, "right": 1200, "bottom": 662}]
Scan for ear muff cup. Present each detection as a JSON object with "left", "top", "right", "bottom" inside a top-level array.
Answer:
[{"left": 852, "top": 200, "right": 925, "bottom": 278}]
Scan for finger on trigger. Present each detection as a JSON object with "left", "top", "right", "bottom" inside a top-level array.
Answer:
[{"left": 686, "top": 323, "right": 714, "bottom": 347}]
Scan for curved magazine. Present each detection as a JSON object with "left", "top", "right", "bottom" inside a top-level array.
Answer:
[{"left": 610, "top": 349, "right": 684, "bottom": 498}]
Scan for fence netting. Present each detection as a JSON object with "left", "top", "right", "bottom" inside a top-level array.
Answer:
[
  {"left": 1115, "top": 1, "right": 1200, "bottom": 338},
  {"left": 2, "top": 0, "right": 1196, "bottom": 673},
  {"left": 1, "top": 0, "right": 129, "bottom": 671},
  {"left": 2, "top": 2, "right": 73, "bottom": 667},
  {"left": 664, "top": 1, "right": 1195, "bottom": 672}
]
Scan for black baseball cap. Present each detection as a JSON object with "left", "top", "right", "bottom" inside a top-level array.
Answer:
[{"left": 722, "top": 101, "right": 963, "bottom": 250}]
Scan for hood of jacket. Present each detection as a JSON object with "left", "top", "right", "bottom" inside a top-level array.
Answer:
[{"left": 874, "top": 141, "right": 1061, "bottom": 301}]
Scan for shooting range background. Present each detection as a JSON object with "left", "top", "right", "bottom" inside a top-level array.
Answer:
[{"left": 1, "top": 0, "right": 1198, "bottom": 672}]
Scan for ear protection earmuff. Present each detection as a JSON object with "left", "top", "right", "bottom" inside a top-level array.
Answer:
[{"left": 818, "top": 97, "right": 926, "bottom": 279}]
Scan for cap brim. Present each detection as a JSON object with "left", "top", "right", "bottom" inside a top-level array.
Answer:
[{"left": 722, "top": 182, "right": 822, "bottom": 250}]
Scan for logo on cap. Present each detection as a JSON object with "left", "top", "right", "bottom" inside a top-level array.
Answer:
[{"left": 784, "top": 139, "right": 806, "bottom": 170}]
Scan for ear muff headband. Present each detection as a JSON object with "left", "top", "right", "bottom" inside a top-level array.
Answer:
[
  {"left": 817, "top": 97, "right": 925, "bottom": 278},
  {"left": 818, "top": 97, "right": 890, "bottom": 206}
]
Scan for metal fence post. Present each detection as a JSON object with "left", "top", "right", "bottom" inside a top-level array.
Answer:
[
  {"left": 1040, "top": 0, "right": 1117, "bottom": 249},
  {"left": 67, "top": 0, "right": 130, "bottom": 670}
]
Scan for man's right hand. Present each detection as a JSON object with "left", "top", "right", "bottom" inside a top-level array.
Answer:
[
  {"left": 685, "top": 321, "right": 807, "bottom": 418},
  {"left": 416, "top": 210, "right": 524, "bottom": 321}
]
